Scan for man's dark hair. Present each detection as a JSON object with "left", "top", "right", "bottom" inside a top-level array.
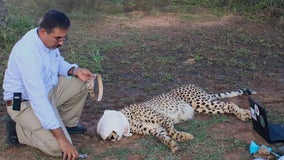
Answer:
[{"left": 39, "top": 9, "right": 70, "bottom": 33}]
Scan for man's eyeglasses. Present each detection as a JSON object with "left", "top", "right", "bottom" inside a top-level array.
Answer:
[
  {"left": 50, "top": 35, "right": 68, "bottom": 42},
  {"left": 54, "top": 35, "right": 68, "bottom": 42}
]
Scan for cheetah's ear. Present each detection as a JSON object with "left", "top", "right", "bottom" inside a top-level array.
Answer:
[{"left": 105, "top": 131, "right": 119, "bottom": 141}]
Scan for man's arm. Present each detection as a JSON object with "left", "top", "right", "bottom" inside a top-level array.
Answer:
[
  {"left": 68, "top": 67, "right": 94, "bottom": 82},
  {"left": 51, "top": 128, "right": 78, "bottom": 160}
]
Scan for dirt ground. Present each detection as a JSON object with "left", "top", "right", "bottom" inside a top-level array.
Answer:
[{"left": 0, "top": 9, "right": 283, "bottom": 160}]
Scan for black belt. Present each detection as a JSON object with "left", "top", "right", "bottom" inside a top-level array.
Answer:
[{"left": 6, "top": 99, "right": 28, "bottom": 106}]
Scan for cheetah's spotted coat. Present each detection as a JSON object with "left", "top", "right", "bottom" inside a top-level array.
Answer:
[{"left": 100, "top": 84, "right": 255, "bottom": 153}]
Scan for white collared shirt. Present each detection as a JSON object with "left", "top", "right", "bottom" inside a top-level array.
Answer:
[{"left": 3, "top": 28, "right": 78, "bottom": 130}]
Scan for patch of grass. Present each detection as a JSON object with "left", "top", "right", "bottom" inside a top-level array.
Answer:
[
  {"left": 159, "top": 72, "right": 174, "bottom": 82},
  {"left": 194, "top": 55, "right": 205, "bottom": 61},
  {"left": 234, "top": 48, "right": 252, "bottom": 56},
  {"left": 174, "top": 115, "right": 248, "bottom": 159},
  {"left": 93, "top": 140, "right": 175, "bottom": 160},
  {"left": 90, "top": 50, "right": 105, "bottom": 73},
  {"left": 137, "top": 138, "right": 180, "bottom": 160},
  {"left": 95, "top": 147, "right": 130, "bottom": 159},
  {"left": 181, "top": 114, "right": 229, "bottom": 132},
  {"left": 181, "top": 13, "right": 195, "bottom": 22},
  {"left": 154, "top": 56, "right": 177, "bottom": 64},
  {"left": 141, "top": 72, "right": 153, "bottom": 78},
  {"left": 100, "top": 40, "right": 126, "bottom": 51},
  {"left": 65, "top": 51, "right": 105, "bottom": 73},
  {"left": 0, "top": 16, "right": 35, "bottom": 53},
  {"left": 210, "top": 9, "right": 226, "bottom": 16},
  {"left": 226, "top": 138, "right": 247, "bottom": 149},
  {"left": 138, "top": 60, "right": 152, "bottom": 71},
  {"left": 213, "top": 45, "right": 225, "bottom": 52},
  {"left": 144, "top": 85, "right": 163, "bottom": 93},
  {"left": 129, "top": 52, "right": 140, "bottom": 59}
]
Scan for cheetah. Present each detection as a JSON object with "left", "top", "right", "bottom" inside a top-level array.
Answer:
[{"left": 97, "top": 84, "right": 256, "bottom": 153}]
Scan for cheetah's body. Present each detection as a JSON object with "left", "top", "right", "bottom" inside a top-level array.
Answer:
[{"left": 98, "top": 84, "right": 255, "bottom": 153}]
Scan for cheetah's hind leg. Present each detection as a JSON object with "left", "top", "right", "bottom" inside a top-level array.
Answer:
[
  {"left": 228, "top": 102, "right": 251, "bottom": 121},
  {"left": 193, "top": 99, "right": 251, "bottom": 121}
]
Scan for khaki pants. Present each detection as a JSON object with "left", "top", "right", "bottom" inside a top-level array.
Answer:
[{"left": 7, "top": 76, "right": 88, "bottom": 157}]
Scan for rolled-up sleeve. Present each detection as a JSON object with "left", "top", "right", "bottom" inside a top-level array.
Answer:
[{"left": 57, "top": 55, "right": 78, "bottom": 76}]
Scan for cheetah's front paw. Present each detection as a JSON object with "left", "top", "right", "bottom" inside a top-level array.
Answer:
[
  {"left": 170, "top": 143, "right": 180, "bottom": 153},
  {"left": 177, "top": 132, "right": 194, "bottom": 142},
  {"left": 184, "top": 132, "right": 194, "bottom": 141}
]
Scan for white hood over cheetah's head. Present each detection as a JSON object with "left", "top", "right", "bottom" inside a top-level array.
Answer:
[{"left": 97, "top": 110, "right": 132, "bottom": 141}]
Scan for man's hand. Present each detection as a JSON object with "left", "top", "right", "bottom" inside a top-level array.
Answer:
[
  {"left": 51, "top": 128, "right": 79, "bottom": 160},
  {"left": 73, "top": 68, "right": 94, "bottom": 82}
]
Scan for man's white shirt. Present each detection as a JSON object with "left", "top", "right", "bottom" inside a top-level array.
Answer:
[{"left": 3, "top": 28, "right": 78, "bottom": 130}]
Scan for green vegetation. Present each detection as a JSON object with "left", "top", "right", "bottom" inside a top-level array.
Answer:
[{"left": 1, "top": 0, "right": 283, "bottom": 52}]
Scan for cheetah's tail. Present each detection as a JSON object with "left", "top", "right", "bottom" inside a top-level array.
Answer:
[{"left": 209, "top": 88, "right": 257, "bottom": 100}]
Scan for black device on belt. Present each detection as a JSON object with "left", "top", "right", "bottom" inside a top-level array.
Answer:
[{"left": 13, "top": 92, "right": 22, "bottom": 111}]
